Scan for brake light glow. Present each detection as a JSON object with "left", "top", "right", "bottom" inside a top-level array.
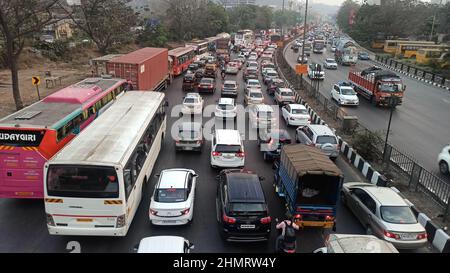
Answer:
[
  {"left": 236, "top": 152, "right": 245, "bottom": 157},
  {"left": 325, "top": 215, "right": 334, "bottom": 221},
  {"left": 223, "top": 214, "right": 236, "bottom": 224},
  {"left": 384, "top": 230, "right": 400, "bottom": 240},
  {"left": 417, "top": 233, "right": 428, "bottom": 240},
  {"left": 212, "top": 151, "right": 222, "bottom": 157},
  {"left": 260, "top": 216, "right": 272, "bottom": 224}
]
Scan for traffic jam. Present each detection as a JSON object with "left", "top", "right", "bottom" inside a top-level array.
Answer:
[{"left": 0, "top": 27, "right": 430, "bottom": 254}]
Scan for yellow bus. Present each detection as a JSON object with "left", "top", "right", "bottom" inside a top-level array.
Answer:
[
  {"left": 395, "top": 44, "right": 450, "bottom": 59},
  {"left": 416, "top": 48, "right": 449, "bottom": 65},
  {"left": 383, "top": 40, "right": 433, "bottom": 54}
]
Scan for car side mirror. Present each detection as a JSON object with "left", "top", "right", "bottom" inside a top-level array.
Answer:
[
  {"left": 403, "top": 85, "right": 406, "bottom": 91},
  {"left": 193, "top": 174, "right": 199, "bottom": 178},
  {"left": 133, "top": 244, "right": 139, "bottom": 252},
  {"left": 189, "top": 242, "right": 195, "bottom": 249},
  {"left": 154, "top": 174, "right": 160, "bottom": 178},
  {"left": 164, "top": 101, "right": 169, "bottom": 107},
  {"left": 215, "top": 175, "right": 220, "bottom": 181}
]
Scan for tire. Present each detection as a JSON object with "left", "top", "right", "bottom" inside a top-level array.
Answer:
[
  {"left": 439, "top": 161, "right": 449, "bottom": 175},
  {"left": 285, "top": 117, "right": 289, "bottom": 126},
  {"left": 340, "top": 192, "right": 347, "bottom": 207}
]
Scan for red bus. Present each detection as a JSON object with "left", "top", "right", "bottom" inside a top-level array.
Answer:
[
  {"left": 0, "top": 77, "right": 127, "bottom": 199},
  {"left": 168, "top": 46, "right": 195, "bottom": 76}
]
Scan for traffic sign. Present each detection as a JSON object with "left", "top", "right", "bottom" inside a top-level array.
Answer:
[
  {"left": 296, "top": 64, "right": 308, "bottom": 75},
  {"left": 32, "top": 76, "right": 40, "bottom": 86}
]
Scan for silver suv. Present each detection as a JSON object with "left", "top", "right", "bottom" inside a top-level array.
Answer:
[{"left": 295, "top": 124, "right": 339, "bottom": 160}]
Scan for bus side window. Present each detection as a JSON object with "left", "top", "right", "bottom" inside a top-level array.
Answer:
[{"left": 123, "top": 166, "right": 133, "bottom": 200}]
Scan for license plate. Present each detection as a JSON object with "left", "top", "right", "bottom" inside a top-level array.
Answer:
[
  {"left": 240, "top": 224, "right": 255, "bottom": 229},
  {"left": 184, "top": 147, "right": 193, "bottom": 150},
  {"left": 163, "top": 220, "right": 176, "bottom": 223},
  {"left": 77, "top": 218, "right": 93, "bottom": 222},
  {"left": 400, "top": 233, "right": 416, "bottom": 240}
]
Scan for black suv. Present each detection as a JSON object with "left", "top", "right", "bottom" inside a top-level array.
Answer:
[{"left": 216, "top": 169, "right": 271, "bottom": 242}]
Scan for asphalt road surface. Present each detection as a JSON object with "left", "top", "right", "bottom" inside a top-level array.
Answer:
[
  {"left": 284, "top": 42, "right": 450, "bottom": 182},
  {"left": 0, "top": 52, "right": 433, "bottom": 253}
]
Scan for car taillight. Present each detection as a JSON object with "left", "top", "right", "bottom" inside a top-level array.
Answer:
[
  {"left": 197, "top": 140, "right": 203, "bottom": 144},
  {"left": 181, "top": 208, "right": 190, "bottom": 215},
  {"left": 325, "top": 215, "right": 334, "bottom": 221},
  {"left": 149, "top": 209, "right": 157, "bottom": 216},
  {"left": 417, "top": 233, "right": 428, "bottom": 240},
  {"left": 236, "top": 152, "right": 245, "bottom": 157},
  {"left": 212, "top": 151, "right": 222, "bottom": 157},
  {"left": 384, "top": 230, "right": 400, "bottom": 240},
  {"left": 260, "top": 216, "right": 272, "bottom": 224},
  {"left": 223, "top": 214, "right": 236, "bottom": 224},
  {"left": 46, "top": 214, "right": 55, "bottom": 226},
  {"left": 294, "top": 214, "right": 302, "bottom": 220},
  {"left": 116, "top": 214, "right": 126, "bottom": 228}
]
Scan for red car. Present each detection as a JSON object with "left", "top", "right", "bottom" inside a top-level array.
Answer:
[{"left": 198, "top": 77, "right": 216, "bottom": 93}]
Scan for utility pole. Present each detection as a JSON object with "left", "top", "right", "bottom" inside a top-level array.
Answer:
[
  {"left": 282, "top": 0, "right": 285, "bottom": 36},
  {"left": 300, "top": 0, "right": 309, "bottom": 86},
  {"left": 429, "top": 0, "right": 443, "bottom": 41}
]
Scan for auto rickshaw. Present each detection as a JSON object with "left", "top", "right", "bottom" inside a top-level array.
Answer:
[{"left": 204, "top": 63, "right": 217, "bottom": 78}]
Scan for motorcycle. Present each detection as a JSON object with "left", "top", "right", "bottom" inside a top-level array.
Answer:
[{"left": 275, "top": 218, "right": 297, "bottom": 253}]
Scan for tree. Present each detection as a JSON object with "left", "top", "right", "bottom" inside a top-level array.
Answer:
[
  {"left": 336, "top": 0, "right": 359, "bottom": 33},
  {"left": 0, "top": 0, "right": 58, "bottom": 110},
  {"left": 137, "top": 23, "right": 169, "bottom": 48},
  {"left": 60, "top": 0, "right": 137, "bottom": 54}
]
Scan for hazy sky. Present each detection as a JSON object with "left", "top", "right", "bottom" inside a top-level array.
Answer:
[{"left": 311, "top": 0, "right": 431, "bottom": 5}]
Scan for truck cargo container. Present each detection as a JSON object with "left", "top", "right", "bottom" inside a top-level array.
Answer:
[
  {"left": 107, "top": 47, "right": 170, "bottom": 91},
  {"left": 348, "top": 68, "right": 405, "bottom": 107},
  {"left": 274, "top": 145, "right": 342, "bottom": 230}
]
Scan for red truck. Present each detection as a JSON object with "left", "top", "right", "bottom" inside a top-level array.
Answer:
[
  {"left": 348, "top": 68, "right": 405, "bottom": 107},
  {"left": 107, "top": 47, "right": 171, "bottom": 91}
]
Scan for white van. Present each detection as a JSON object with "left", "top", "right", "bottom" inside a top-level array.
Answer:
[
  {"left": 210, "top": 129, "right": 245, "bottom": 168},
  {"left": 136, "top": 236, "right": 194, "bottom": 253}
]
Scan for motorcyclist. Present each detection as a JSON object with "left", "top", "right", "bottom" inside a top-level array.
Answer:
[
  {"left": 275, "top": 216, "right": 300, "bottom": 253},
  {"left": 221, "top": 69, "right": 226, "bottom": 80}
]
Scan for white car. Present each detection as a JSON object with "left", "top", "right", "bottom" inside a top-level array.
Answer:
[
  {"left": 323, "top": 58, "right": 338, "bottom": 69},
  {"left": 149, "top": 169, "right": 198, "bottom": 226},
  {"left": 225, "top": 62, "right": 239, "bottom": 74},
  {"left": 215, "top": 98, "right": 237, "bottom": 119},
  {"left": 281, "top": 104, "right": 311, "bottom": 126},
  {"left": 136, "top": 236, "right": 194, "bottom": 253},
  {"left": 331, "top": 83, "right": 359, "bottom": 106},
  {"left": 274, "top": 87, "right": 296, "bottom": 105},
  {"left": 244, "top": 88, "right": 264, "bottom": 106},
  {"left": 211, "top": 129, "right": 245, "bottom": 168},
  {"left": 245, "top": 79, "right": 262, "bottom": 91},
  {"left": 238, "top": 52, "right": 246, "bottom": 59},
  {"left": 438, "top": 144, "right": 450, "bottom": 174},
  {"left": 307, "top": 63, "right": 325, "bottom": 80},
  {"left": 248, "top": 53, "right": 258, "bottom": 61},
  {"left": 181, "top": 93, "right": 204, "bottom": 115},
  {"left": 248, "top": 104, "right": 276, "bottom": 129}
]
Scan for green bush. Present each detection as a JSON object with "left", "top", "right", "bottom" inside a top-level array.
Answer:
[{"left": 351, "top": 130, "right": 384, "bottom": 162}]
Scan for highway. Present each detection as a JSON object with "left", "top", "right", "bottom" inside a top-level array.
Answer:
[
  {"left": 284, "top": 43, "right": 450, "bottom": 182},
  {"left": 0, "top": 52, "right": 433, "bottom": 253}
]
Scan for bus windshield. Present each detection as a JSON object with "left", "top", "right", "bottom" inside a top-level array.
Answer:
[{"left": 47, "top": 165, "right": 119, "bottom": 198}]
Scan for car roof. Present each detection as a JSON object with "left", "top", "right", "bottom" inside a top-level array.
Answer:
[
  {"left": 326, "top": 234, "right": 398, "bottom": 253},
  {"left": 159, "top": 169, "right": 190, "bottom": 189},
  {"left": 226, "top": 172, "right": 265, "bottom": 203},
  {"left": 268, "top": 129, "right": 291, "bottom": 139},
  {"left": 138, "top": 236, "right": 186, "bottom": 253},
  {"left": 363, "top": 187, "right": 408, "bottom": 206},
  {"left": 218, "top": 98, "right": 234, "bottom": 105},
  {"left": 308, "top": 124, "right": 335, "bottom": 136},
  {"left": 326, "top": 58, "right": 336, "bottom": 62},
  {"left": 278, "top": 88, "right": 293, "bottom": 92},
  {"left": 224, "top": 80, "right": 237, "bottom": 84},
  {"left": 289, "top": 104, "right": 307, "bottom": 110},
  {"left": 215, "top": 129, "right": 241, "bottom": 145},
  {"left": 201, "top": 77, "right": 214, "bottom": 81},
  {"left": 178, "top": 122, "right": 202, "bottom": 130},
  {"left": 247, "top": 79, "right": 260, "bottom": 83},
  {"left": 254, "top": 104, "right": 273, "bottom": 111},
  {"left": 186, "top": 93, "right": 200, "bottom": 97}
]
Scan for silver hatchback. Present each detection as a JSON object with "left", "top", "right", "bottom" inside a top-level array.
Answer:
[
  {"left": 295, "top": 124, "right": 339, "bottom": 160},
  {"left": 341, "top": 182, "right": 428, "bottom": 249}
]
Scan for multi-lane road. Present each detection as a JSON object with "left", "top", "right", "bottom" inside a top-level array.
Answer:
[
  {"left": 0, "top": 52, "right": 433, "bottom": 253},
  {"left": 284, "top": 43, "right": 450, "bottom": 181}
]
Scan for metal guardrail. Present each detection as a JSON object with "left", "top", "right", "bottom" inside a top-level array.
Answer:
[
  {"left": 376, "top": 55, "right": 450, "bottom": 88},
  {"left": 277, "top": 39, "right": 450, "bottom": 219}
]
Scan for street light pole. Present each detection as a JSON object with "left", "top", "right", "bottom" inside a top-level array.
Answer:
[
  {"left": 429, "top": 0, "right": 442, "bottom": 41},
  {"left": 383, "top": 96, "right": 399, "bottom": 161},
  {"left": 300, "top": 0, "right": 309, "bottom": 86}
]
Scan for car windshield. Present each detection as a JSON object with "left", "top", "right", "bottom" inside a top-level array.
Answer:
[
  {"left": 267, "top": 71, "right": 278, "bottom": 76},
  {"left": 341, "top": 88, "right": 356, "bottom": 95},
  {"left": 179, "top": 129, "right": 199, "bottom": 139},
  {"left": 201, "top": 79, "right": 213, "bottom": 84},
  {"left": 224, "top": 83, "right": 236, "bottom": 89},
  {"left": 215, "top": 144, "right": 242, "bottom": 153},
  {"left": 316, "top": 135, "right": 337, "bottom": 144},
  {"left": 251, "top": 92, "right": 263, "bottom": 98},
  {"left": 229, "top": 203, "right": 266, "bottom": 213},
  {"left": 379, "top": 83, "right": 402, "bottom": 93},
  {"left": 292, "top": 108, "right": 308, "bottom": 114},
  {"left": 184, "top": 98, "right": 197, "bottom": 104},
  {"left": 380, "top": 206, "right": 417, "bottom": 224},
  {"left": 281, "top": 91, "right": 293, "bottom": 96},
  {"left": 218, "top": 103, "right": 234, "bottom": 110},
  {"left": 249, "top": 63, "right": 258, "bottom": 67},
  {"left": 155, "top": 188, "right": 187, "bottom": 203}
]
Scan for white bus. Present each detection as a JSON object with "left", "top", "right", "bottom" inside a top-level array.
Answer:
[
  {"left": 44, "top": 91, "right": 167, "bottom": 236},
  {"left": 235, "top": 29, "right": 254, "bottom": 48}
]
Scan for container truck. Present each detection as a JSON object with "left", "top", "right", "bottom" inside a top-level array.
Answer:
[
  {"left": 107, "top": 47, "right": 170, "bottom": 91},
  {"left": 335, "top": 38, "right": 357, "bottom": 65},
  {"left": 274, "top": 145, "right": 343, "bottom": 230},
  {"left": 348, "top": 68, "right": 405, "bottom": 107}
]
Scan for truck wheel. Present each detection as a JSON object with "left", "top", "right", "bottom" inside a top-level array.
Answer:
[{"left": 439, "top": 161, "right": 449, "bottom": 174}]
